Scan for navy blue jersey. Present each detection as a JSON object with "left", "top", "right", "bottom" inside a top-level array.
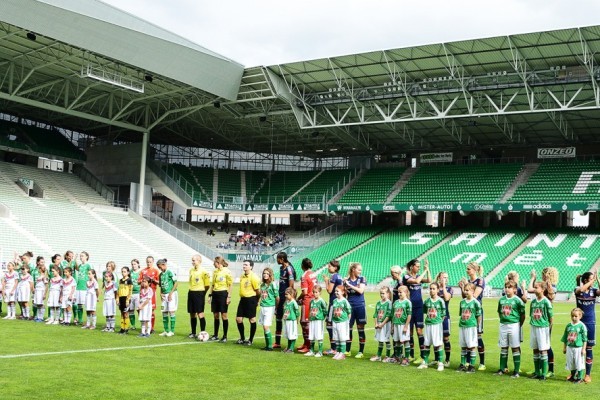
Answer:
[
  {"left": 328, "top": 273, "right": 343, "bottom": 305},
  {"left": 346, "top": 276, "right": 366, "bottom": 307},
  {"left": 392, "top": 279, "right": 402, "bottom": 302},
  {"left": 402, "top": 274, "right": 424, "bottom": 308},
  {"left": 470, "top": 277, "right": 485, "bottom": 303},
  {"left": 278, "top": 264, "right": 296, "bottom": 294},
  {"left": 575, "top": 287, "right": 599, "bottom": 324},
  {"left": 438, "top": 286, "right": 454, "bottom": 318}
]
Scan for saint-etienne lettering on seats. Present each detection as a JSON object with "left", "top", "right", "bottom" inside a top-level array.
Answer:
[{"left": 401, "top": 232, "right": 600, "bottom": 267}]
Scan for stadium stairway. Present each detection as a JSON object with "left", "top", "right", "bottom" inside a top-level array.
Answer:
[
  {"left": 327, "top": 168, "right": 366, "bottom": 204},
  {"left": 384, "top": 168, "right": 418, "bottom": 203},
  {"left": 482, "top": 232, "right": 537, "bottom": 286},
  {"left": 499, "top": 163, "right": 540, "bottom": 203},
  {"left": 284, "top": 170, "right": 324, "bottom": 203}
]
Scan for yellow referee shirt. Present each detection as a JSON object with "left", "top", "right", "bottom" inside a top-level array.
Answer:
[
  {"left": 239, "top": 271, "right": 260, "bottom": 298},
  {"left": 189, "top": 267, "right": 210, "bottom": 291},
  {"left": 212, "top": 267, "right": 233, "bottom": 292}
]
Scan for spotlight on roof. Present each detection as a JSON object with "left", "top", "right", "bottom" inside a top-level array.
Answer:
[
  {"left": 26, "top": 32, "right": 36, "bottom": 41},
  {"left": 213, "top": 101, "right": 221, "bottom": 108},
  {"left": 259, "top": 116, "right": 267, "bottom": 122},
  {"left": 144, "top": 74, "right": 153, "bottom": 83}
]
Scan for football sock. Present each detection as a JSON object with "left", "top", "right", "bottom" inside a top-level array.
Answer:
[
  {"left": 129, "top": 313, "right": 136, "bottom": 328},
  {"left": 444, "top": 340, "right": 451, "bottom": 362},
  {"left": 237, "top": 322, "right": 245, "bottom": 341},
  {"left": 265, "top": 331, "right": 272, "bottom": 348},
  {"left": 533, "top": 353, "right": 540, "bottom": 376},
  {"left": 477, "top": 337, "right": 485, "bottom": 365},
  {"left": 437, "top": 349, "right": 444, "bottom": 364},
  {"left": 358, "top": 326, "right": 366, "bottom": 353},
  {"left": 377, "top": 342, "right": 383, "bottom": 357},
  {"left": 318, "top": 340, "right": 323, "bottom": 353},
  {"left": 541, "top": 353, "right": 548, "bottom": 376},
  {"left": 275, "top": 319, "right": 282, "bottom": 345},
  {"left": 548, "top": 347, "right": 554, "bottom": 373},
  {"left": 338, "top": 342, "right": 346, "bottom": 354},
  {"left": 404, "top": 342, "right": 411, "bottom": 359},
  {"left": 422, "top": 348, "right": 430, "bottom": 364},
  {"left": 394, "top": 341, "right": 401, "bottom": 358},
  {"left": 346, "top": 330, "right": 353, "bottom": 352},
  {"left": 500, "top": 348, "right": 508, "bottom": 370},
  {"left": 170, "top": 315, "right": 176, "bottom": 332},
  {"left": 214, "top": 319, "right": 220, "bottom": 337},
  {"left": 586, "top": 348, "right": 593, "bottom": 376},
  {"left": 190, "top": 317, "right": 197, "bottom": 335},
  {"left": 386, "top": 342, "right": 392, "bottom": 357},
  {"left": 409, "top": 336, "right": 415, "bottom": 358},
  {"left": 223, "top": 319, "right": 229, "bottom": 338},
  {"left": 288, "top": 339, "right": 296, "bottom": 351},
  {"left": 513, "top": 350, "right": 521, "bottom": 373},
  {"left": 249, "top": 322, "right": 257, "bottom": 342},
  {"left": 163, "top": 314, "right": 169, "bottom": 331},
  {"left": 469, "top": 350, "right": 477, "bottom": 366},
  {"left": 460, "top": 349, "right": 467, "bottom": 366},
  {"left": 326, "top": 322, "right": 333, "bottom": 345},
  {"left": 418, "top": 333, "right": 425, "bottom": 358},
  {"left": 199, "top": 317, "right": 206, "bottom": 332},
  {"left": 77, "top": 307, "right": 84, "bottom": 323}
]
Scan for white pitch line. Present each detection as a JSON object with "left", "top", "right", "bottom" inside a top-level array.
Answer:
[{"left": 0, "top": 340, "right": 213, "bottom": 359}]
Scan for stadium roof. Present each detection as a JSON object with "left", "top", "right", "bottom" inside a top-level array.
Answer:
[{"left": 0, "top": 3, "right": 599, "bottom": 158}]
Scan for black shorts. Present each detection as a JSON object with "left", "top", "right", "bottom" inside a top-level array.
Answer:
[
  {"left": 211, "top": 291, "right": 229, "bottom": 313},
  {"left": 119, "top": 297, "right": 129, "bottom": 313},
  {"left": 187, "top": 291, "right": 206, "bottom": 314},
  {"left": 236, "top": 296, "right": 258, "bottom": 319}
]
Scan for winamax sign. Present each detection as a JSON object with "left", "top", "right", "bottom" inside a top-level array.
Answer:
[
  {"left": 537, "top": 147, "right": 576, "bottom": 159},
  {"left": 420, "top": 152, "right": 453, "bottom": 163}
]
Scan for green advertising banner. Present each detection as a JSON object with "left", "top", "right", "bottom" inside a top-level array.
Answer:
[
  {"left": 226, "top": 253, "right": 273, "bottom": 263},
  {"left": 328, "top": 202, "right": 600, "bottom": 213}
]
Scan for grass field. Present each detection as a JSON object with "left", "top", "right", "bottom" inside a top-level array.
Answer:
[{"left": 0, "top": 284, "right": 596, "bottom": 399}]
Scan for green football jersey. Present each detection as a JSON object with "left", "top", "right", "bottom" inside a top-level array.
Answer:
[
  {"left": 458, "top": 298, "right": 482, "bottom": 328},
  {"left": 332, "top": 298, "right": 352, "bottom": 323},
  {"left": 392, "top": 299, "right": 412, "bottom": 325},
  {"left": 131, "top": 270, "right": 141, "bottom": 294},
  {"left": 283, "top": 299, "right": 299, "bottom": 321},
  {"left": 75, "top": 263, "right": 91, "bottom": 290},
  {"left": 497, "top": 295, "right": 525, "bottom": 324},
  {"left": 260, "top": 282, "right": 278, "bottom": 307},
  {"left": 529, "top": 297, "right": 553, "bottom": 327},
  {"left": 309, "top": 298, "right": 328, "bottom": 321},
  {"left": 561, "top": 321, "right": 588, "bottom": 348},
  {"left": 423, "top": 297, "right": 446, "bottom": 325},
  {"left": 373, "top": 299, "right": 392, "bottom": 324},
  {"left": 159, "top": 270, "right": 177, "bottom": 293}
]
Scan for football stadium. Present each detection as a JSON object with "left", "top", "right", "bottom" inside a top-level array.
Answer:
[{"left": 1, "top": 1, "right": 599, "bottom": 398}]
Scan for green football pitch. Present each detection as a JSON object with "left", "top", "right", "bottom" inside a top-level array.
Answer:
[{"left": 0, "top": 284, "right": 595, "bottom": 399}]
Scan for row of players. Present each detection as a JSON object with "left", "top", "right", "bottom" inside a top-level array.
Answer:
[{"left": 2, "top": 250, "right": 599, "bottom": 383}]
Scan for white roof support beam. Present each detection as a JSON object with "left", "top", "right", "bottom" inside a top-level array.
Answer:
[{"left": 576, "top": 28, "right": 600, "bottom": 107}]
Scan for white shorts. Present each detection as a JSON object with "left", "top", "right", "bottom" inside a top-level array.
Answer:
[
  {"left": 47, "top": 290, "right": 61, "bottom": 308},
  {"left": 393, "top": 324, "right": 411, "bottom": 342},
  {"left": 332, "top": 320, "right": 350, "bottom": 342},
  {"left": 566, "top": 346, "right": 585, "bottom": 371},
  {"left": 499, "top": 323, "right": 521, "bottom": 348},
  {"left": 258, "top": 306, "right": 275, "bottom": 326},
  {"left": 530, "top": 326, "right": 550, "bottom": 351},
  {"left": 139, "top": 304, "right": 153, "bottom": 321},
  {"left": 309, "top": 320, "right": 325, "bottom": 341},
  {"left": 285, "top": 319, "right": 298, "bottom": 340},
  {"left": 75, "top": 290, "right": 86, "bottom": 304},
  {"left": 459, "top": 326, "right": 478, "bottom": 348},
  {"left": 61, "top": 296, "right": 73, "bottom": 309},
  {"left": 424, "top": 323, "right": 443, "bottom": 347},
  {"left": 161, "top": 291, "right": 178, "bottom": 313},
  {"left": 129, "top": 293, "right": 140, "bottom": 312},
  {"left": 103, "top": 299, "right": 116, "bottom": 317},
  {"left": 16, "top": 285, "right": 30, "bottom": 302},
  {"left": 85, "top": 292, "right": 97, "bottom": 312},
  {"left": 34, "top": 288, "right": 45, "bottom": 305},
  {"left": 375, "top": 322, "right": 392, "bottom": 342},
  {"left": 4, "top": 290, "right": 16, "bottom": 303}
]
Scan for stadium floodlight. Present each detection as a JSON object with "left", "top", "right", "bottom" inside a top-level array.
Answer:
[
  {"left": 81, "top": 64, "right": 144, "bottom": 93},
  {"left": 26, "top": 32, "right": 37, "bottom": 41}
]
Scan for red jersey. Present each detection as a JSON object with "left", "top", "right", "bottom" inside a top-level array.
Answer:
[
  {"left": 301, "top": 270, "right": 318, "bottom": 301},
  {"left": 139, "top": 267, "right": 160, "bottom": 289}
]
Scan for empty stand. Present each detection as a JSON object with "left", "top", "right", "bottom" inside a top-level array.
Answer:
[
  {"left": 338, "top": 168, "right": 405, "bottom": 204},
  {"left": 392, "top": 163, "right": 522, "bottom": 203}
]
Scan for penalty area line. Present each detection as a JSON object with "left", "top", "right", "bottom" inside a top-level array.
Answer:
[{"left": 0, "top": 340, "right": 215, "bottom": 359}]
